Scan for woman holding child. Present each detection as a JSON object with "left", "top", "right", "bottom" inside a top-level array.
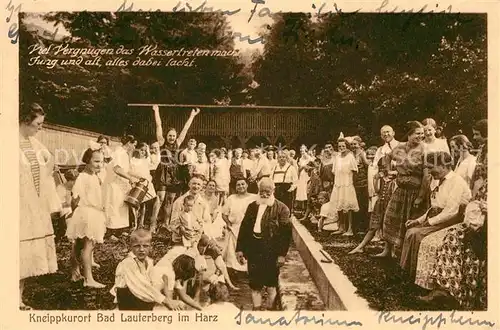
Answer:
[{"left": 19, "top": 103, "right": 60, "bottom": 310}]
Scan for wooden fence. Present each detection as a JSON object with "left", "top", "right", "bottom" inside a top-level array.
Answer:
[{"left": 37, "top": 123, "right": 120, "bottom": 166}]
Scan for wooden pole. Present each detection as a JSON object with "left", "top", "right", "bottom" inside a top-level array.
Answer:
[{"left": 127, "top": 103, "right": 328, "bottom": 110}]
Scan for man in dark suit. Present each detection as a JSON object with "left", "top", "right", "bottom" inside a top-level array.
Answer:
[{"left": 236, "top": 178, "right": 292, "bottom": 311}]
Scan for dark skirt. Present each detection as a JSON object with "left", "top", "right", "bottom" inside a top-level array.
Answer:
[
  {"left": 369, "top": 179, "right": 395, "bottom": 230},
  {"left": 246, "top": 236, "right": 279, "bottom": 290},
  {"left": 154, "top": 163, "right": 183, "bottom": 193},
  {"left": 354, "top": 186, "right": 368, "bottom": 232},
  {"left": 382, "top": 186, "right": 420, "bottom": 248}
]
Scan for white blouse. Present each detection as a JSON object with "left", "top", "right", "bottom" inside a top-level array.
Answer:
[{"left": 454, "top": 154, "right": 477, "bottom": 185}]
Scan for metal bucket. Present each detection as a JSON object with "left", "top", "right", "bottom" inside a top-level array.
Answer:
[{"left": 125, "top": 179, "right": 149, "bottom": 208}]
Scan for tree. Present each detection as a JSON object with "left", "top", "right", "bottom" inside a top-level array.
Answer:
[
  {"left": 250, "top": 13, "right": 487, "bottom": 145},
  {"left": 20, "top": 12, "right": 251, "bottom": 138}
]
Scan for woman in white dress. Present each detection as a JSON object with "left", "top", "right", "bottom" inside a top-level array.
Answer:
[
  {"left": 329, "top": 138, "right": 359, "bottom": 236},
  {"left": 221, "top": 178, "right": 257, "bottom": 272},
  {"left": 103, "top": 135, "right": 142, "bottom": 239},
  {"left": 450, "top": 135, "right": 477, "bottom": 185},
  {"left": 295, "top": 145, "right": 313, "bottom": 213},
  {"left": 19, "top": 103, "right": 60, "bottom": 310},
  {"left": 203, "top": 180, "right": 224, "bottom": 239}
]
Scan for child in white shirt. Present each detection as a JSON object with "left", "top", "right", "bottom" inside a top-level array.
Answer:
[
  {"left": 317, "top": 191, "right": 338, "bottom": 232},
  {"left": 111, "top": 229, "right": 181, "bottom": 310}
]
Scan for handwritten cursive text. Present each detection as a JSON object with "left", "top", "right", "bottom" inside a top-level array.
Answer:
[
  {"left": 378, "top": 311, "right": 496, "bottom": 330},
  {"left": 235, "top": 309, "right": 363, "bottom": 327},
  {"left": 5, "top": 0, "right": 21, "bottom": 44}
]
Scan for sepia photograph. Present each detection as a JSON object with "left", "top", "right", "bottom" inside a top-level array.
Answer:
[{"left": 17, "top": 7, "right": 488, "bottom": 314}]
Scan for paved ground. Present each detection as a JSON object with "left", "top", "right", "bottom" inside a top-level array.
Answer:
[{"left": 280, "top": 246, "right": 325, "bottom": 310}]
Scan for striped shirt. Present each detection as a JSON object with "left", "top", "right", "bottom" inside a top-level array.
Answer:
[{"left": 20, "top": 138, "right": 41, "bottom": 196}]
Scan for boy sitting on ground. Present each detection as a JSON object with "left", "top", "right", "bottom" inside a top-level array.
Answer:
[{"left": 110, "top": 229, "right": 183, "bottom": 311}]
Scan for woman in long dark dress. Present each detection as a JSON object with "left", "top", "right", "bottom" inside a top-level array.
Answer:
[{"left": 375, "top": 121, "right": 429, "bottom": 258}]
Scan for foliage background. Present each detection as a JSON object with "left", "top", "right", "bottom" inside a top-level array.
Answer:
[{"left": 20, "top": 12, "right": 487, "bottom": 146}]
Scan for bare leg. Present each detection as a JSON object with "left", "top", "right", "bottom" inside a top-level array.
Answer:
[
  {"left": 164, "top": 192, "right": 176, "bottom": 227},
  {"left": 70, "top": 239, "right": 84, "bottom": 280},
  {"left": 266, "top": 287, "right": 278, "bottom": 310},
  {"left": 153, "top": 192, "right": 166, "bottom": 229},
  {"left": 251, "top": 290, "right": 263, "bottom": 310},
  {"left": 318, "top": 216, "right": 324, "bottom": 232},
  {"left": 373, "top": 241, "right": 391, "bottom": 258},
  {"left": 19, "top": 279, "right": 32, "bottom": 309},
  {"left": 91, "top": 251, "right": 100, "bottom": 269},
  {"left": 297, "top": 201, "right": 310, "bottom": 221},
  {"left": 332, "top": 212, "right": 346, "bottom": 234},
  {"left": 149, "top": 196, "right": 160, "bottom": 232},
  {"left": 343, "top": 211, "right": 354, "bottom": 236},
  {"left": 214, "top": 256, "right": 238, "bottom": 290},
  {"left": 82, "top": 238, "right": 105, "bottom": 288},
  {"left": 348, "top": 229, "right": 376, "bottom": 254},
  {"left": 138, "top": 204, "right": 146, "bottom": 228}
]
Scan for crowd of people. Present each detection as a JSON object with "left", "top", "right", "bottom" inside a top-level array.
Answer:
[{"left": 19, "top": 101, "right": 487, "bottom": 311}]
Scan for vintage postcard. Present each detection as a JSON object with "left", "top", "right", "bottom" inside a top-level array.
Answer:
[{"left": 1, "top": 0, "right": 499, "bottom": 329}]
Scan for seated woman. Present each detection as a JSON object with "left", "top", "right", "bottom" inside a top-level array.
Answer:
[
  {"left": 417, "top": 121, "right": 487, "bottom": 309},
  {"left": 416, "top": 179, "right": 487, "bottom": 308}
]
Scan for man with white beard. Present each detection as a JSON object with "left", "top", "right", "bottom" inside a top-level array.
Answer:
[{"left": 235, "top": 178, "right": 292, "bottom": 310}]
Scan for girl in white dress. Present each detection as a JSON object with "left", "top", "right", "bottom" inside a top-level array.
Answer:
[
  {"left": 296, "top": 145, "right": 313, "bottom": 213},
  {"left": 222, "top": 178, "right": 257, "bottom": 271},
  {"left": 329, "top": 138, "right": 359, "bottom": 236},
  {"left": 66, "top": 148, "right": 107, "bottom": 288},
  {"left": 212, "top": 148, "right": 230, "bottom": 206},
  {"left": 130, "top": 143, "right": 157, "bottom": 229},
  {"left": 422, "top": 118, "right": 450, "bottom": 154}
]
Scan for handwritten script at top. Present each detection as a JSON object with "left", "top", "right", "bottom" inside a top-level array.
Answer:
[{"left": 7, "top": 0, "right": 473, "bottom": 46}]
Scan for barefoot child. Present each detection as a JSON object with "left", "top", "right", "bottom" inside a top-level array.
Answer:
[
  {"left": 66, "top": 148, "right": 106, "bottom": 288},
  {"left": 348, "top": 154, "right": 395, "bottom": 254},
  {"left": 111, "top": 229, "right": 179, "bottom": 310},
  {"left": 317, "top": 191, "right": 338, "bottom": 232}
]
